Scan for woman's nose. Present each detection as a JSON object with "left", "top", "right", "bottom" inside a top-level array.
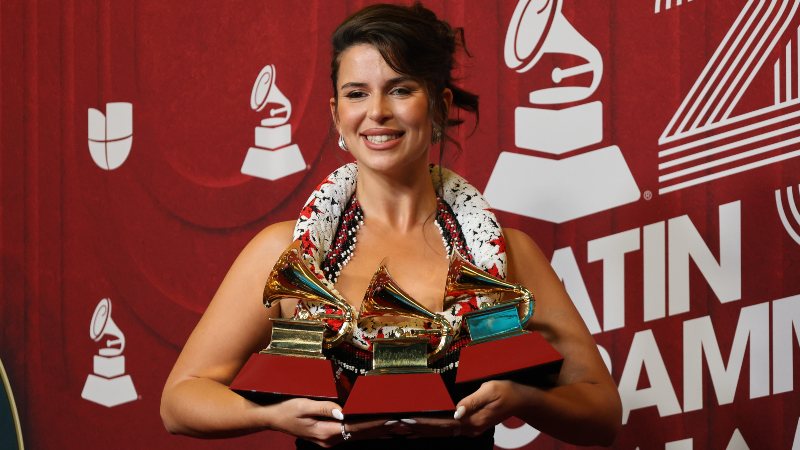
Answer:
[{"left": 367, "top": 94, "right": 391, "bottom": 123}]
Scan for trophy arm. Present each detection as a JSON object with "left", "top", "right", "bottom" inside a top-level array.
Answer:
[
  {"left": 428, "top": 317, "right": 455, "bottom": 362},
  {"left": 321, "top": 307, "right": 355, "bottom": 349},
  {"left": 515, "top": 285, "right": 535, "bottom": 327}
]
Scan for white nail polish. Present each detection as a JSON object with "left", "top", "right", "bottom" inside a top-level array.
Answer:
[
  {"left": 400, "top": 418, "right": 417, "bottom": 424},
  {"left": 384, "top": 420, "right": 398, "bottom": 425},
  {"left": 453, "top": 405, "right": 466, "bottom": 420},
  {"left": 332, "top": 409, "right": 344, "bottom": 421}
]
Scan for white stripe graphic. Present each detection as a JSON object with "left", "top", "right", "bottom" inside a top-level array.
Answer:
[
  {"left": 659, "top": 135, "right": 800, "bottom": 181},
  {"left": 655, "top": 0, "right": 696, "bottom": 15},
  {"left": 776, "top": 187, "right": 800, "bottom": 245},
  {"left": 659, "top": 122, "right": 800, "bottom": 169},
  {"left": 660, "top": 148, "right": 800, "bottom": 193},
  {"left": 787, "top": 185, "right": 800, "bottom": 224},
  {"left": 717, "top": 0, "right": 790, "bottom": 122},
  {"left": 658, "top": 1, "right": 800, "bottom": 193},
  {"left": 659, "top": 106, "right": 800, "bottom": 157},
  {"left": 696, "top": 0, "right": 772, "bottom": 129}
]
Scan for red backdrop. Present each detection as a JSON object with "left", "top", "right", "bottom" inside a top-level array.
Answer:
[{"left": 2, "top": 0, "right": 800, "bottom": 449}]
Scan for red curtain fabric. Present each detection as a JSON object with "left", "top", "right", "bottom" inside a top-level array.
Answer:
[{"left": 2, "top": 0, "right": 799, "bottom": 448}]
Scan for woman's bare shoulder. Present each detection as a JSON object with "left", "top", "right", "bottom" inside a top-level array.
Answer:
[
  {"left": 500, "top": 228, "right": 550, "bottom": 280},
  {"left": 238, "top": 220, "right": 296, "bottom": 268},
  {"left": 254, "top": 220, "right": 296, "bottom": 246},
  {"left": 501, "top": 227, "right": 539, "bottom": 249}
]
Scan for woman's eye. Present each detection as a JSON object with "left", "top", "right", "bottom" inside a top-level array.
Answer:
[
  {"left": 391, "top": 87, "right": 412, "bottom": 96},
  {"left": 344, "top": 91, "right": 367, "bottom": 99}
]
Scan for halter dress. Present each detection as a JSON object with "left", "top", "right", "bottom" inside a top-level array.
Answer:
[{"left": 290, "top": 164, "right": 507, "bottom": 449}]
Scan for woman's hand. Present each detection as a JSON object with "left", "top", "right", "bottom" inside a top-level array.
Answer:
[
  {"left": 264, "top": 398, "right": 346, "bottom": 448},
  {"left": 452, "top": 380, "right": 522, "bottom": 436},
  {"left": 370, "top": 380, "right": 522, "bottom": 439},
  {"left": 267, "top": 398, "right": 408, "bottom": 447}
]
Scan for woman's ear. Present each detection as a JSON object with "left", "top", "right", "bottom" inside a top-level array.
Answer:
[
  {"left": 330, "top": 97, "right": 339, "bottom": 130},
  {"left": 442, "top": 88, "right": 453, "bottom": 116}
]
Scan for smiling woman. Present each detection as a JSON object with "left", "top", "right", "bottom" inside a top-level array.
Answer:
[
  {"left": 160, "top": 2, "right": 621, "bottom": 449},
  {"left": 331, "top": 45, "right": 439, "bottom": 177}
]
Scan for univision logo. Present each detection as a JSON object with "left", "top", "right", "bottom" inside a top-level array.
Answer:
[{"left": 87, "top": 102, "right": 133, "bottom": 170}]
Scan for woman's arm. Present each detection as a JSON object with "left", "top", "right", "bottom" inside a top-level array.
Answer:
[
  {"left": 159, "top": 221, "right": 345, "bottom": 444},
  {"left": 453, "top": 228, "right": 621, "bottom": 446}
]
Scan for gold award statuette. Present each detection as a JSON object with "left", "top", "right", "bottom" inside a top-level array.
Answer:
[
  {"left": 446, "top": 251, "right": 563, "bottom": 385},
  {"left": 230, "top": 241, "right": 355, "bottom": 403},
  {"left": 343, "top": 265, "right": 456, "bottom": 417}
]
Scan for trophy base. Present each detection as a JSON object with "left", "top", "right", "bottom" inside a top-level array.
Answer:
[
  {"left": 455, "top": 332, "right": 563, "bottom": 385},
  {"left": 483, "top": 146, "right": 640, "bottom": 223},
  {"left": 81, "top": 374, "right": 138, "bottom": 407},
  {"left": 343, "top": 373, "right": 455, "bottom": 417},
  {"left": 241, "top": 144, "right": 305, "bottom": 180},
  {"left": 230, "top": 353, "right": 339, "bottom": 403}
]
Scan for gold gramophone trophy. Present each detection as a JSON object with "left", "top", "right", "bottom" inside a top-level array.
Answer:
[
  {"left": 445, "top": 251, "right": 563, "bottom": 385},
  {"left": 343, "top": 265, "right": 457, "bottom": 417},
  {"left": 230, "top": 241, "right": 355, "bottom": 402}
]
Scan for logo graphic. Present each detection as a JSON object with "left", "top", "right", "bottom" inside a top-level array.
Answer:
[
  {"left": 241, "top": 64, "right": 306, "bottom": 180},
  {"left": 484, "top": 0, "right": 640, "bottom": 223},
  {"left": 0, "top": 358, "right": 23, "bottom": 450},
  {"left": 87, "top": 102, "right": 133, "bottom": 170},
  {"left": 495, "top": 422, "right": 540, "bottom": 449},
  {"left": 658, "top": 0, "right": 800, "bottom": 194},
  {"left": 776, "top": 184, "right": 800, "bottom": 245},
  {"left": 81, "top": 298, "right": 138, "bottom": 407},
  {"left": 654, "top": 0, "right": 695, "bottom": 15}
]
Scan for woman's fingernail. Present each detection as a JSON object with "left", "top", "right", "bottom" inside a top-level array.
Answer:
[
  {"left": 400, "top": 418, "right": 417, "bottom": 424},
  {"left": 453, "top": 405, "right": 466, "bottom": 420},
  {"left": 332, "top": 409, "right": 344, "bottom": 421},
  {"left": 384, "top": 420, "right": 398, "bottom": 425}
]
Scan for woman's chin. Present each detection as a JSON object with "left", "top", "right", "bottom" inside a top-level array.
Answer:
[{"left": 355, "top": 154, "right": 429, "bottom": 176}]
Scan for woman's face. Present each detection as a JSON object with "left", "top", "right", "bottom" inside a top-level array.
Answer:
[{"left": 331, "top": 44, "right": 449, "bottom": 175}]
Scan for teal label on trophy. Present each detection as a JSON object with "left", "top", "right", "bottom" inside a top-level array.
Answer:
[{"left": 465, "top": 301, "right": 524, "bottom": 343}]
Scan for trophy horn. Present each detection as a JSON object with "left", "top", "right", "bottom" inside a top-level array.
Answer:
[
  {"left": 359, "top": 265, "right": 455, "bottom": 362},
  {"left": 443, "top": 250, "right": 534, "bottom": 327},
  {"left": 263, "top": 241, "right": 355, "bottom": 349}
]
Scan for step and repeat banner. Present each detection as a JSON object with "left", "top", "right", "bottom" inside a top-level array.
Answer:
[{"left": 2, "top": 0, "right": 800, "bottom": 448}]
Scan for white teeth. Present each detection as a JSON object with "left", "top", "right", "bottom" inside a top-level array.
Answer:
[{"left": 365, "top": 134, "right": 401, "bottom": 144}]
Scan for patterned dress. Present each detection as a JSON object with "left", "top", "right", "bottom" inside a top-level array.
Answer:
[{"left": 290, "top": 164, "right": 507, "bottom": 449}]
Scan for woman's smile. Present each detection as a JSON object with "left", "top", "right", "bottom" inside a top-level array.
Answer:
[
  {"left": 361, "top": 128, "right": 406, "bottom": 149},
  {"left": 331, "top": 44, "right": 433, "bottom": 172}
]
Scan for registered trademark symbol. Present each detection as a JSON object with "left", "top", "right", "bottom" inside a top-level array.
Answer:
[{"left": 643, "top": 190, "right": 653, "bottom": 201}]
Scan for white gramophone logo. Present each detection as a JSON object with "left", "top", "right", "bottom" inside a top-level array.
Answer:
[
  {"left": 87, "top": 102, "right": 133, "bottom": 170},
  {"left": 81, "top": 298, "right": 138, "bottom": 407},
  {"left": 484, "top": 0, "right": 640, "bottom": 223},
  {"left": 241, "top": 64, "right": 306, "bottom": 180}
]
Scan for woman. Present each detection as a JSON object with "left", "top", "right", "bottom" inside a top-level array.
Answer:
[{"left": 160, "top": 3, "right": 621, "bottom": 448}]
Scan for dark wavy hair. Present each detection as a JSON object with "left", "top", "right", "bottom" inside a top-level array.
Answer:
[{"left": 330, "top": 2, "right": 479, "bottom": 154}]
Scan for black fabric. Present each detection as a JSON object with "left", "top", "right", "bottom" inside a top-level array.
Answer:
[{"left": 296, "top": 430, "right": 494, "bottom": 449}]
